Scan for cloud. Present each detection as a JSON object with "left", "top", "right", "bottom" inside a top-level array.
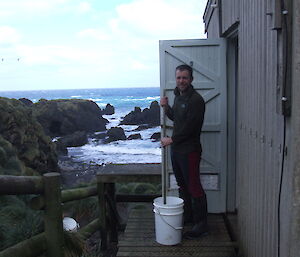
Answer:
[
  {"left": 15, "top": 44, "right": 115, "bottom": 66},
  {"left": 0, "top": 0, "right": 80, "bottom": 18},
  {"left": 130, "top": 60, "right": 149, "bottom": 70},
  {"left": 77, "top": 2, "right": 92, "bottom": 13},
  {"left": 114, "top": 0, "right": 204, "bottom": 39},
  {"left": 76, "top": 0, "right": 206, "bottom": 69},
  {"left": 0, "top": 0, "right": 207, "bottom": 90},
  {"left": 77, "top": 29, "right": 111, "bottom": 41},
  {"left": 0, "top": 26, "right": 21, "bottom": 45},
  {"left": 74, "top": 0, "right": 206, "bottom": 75}
]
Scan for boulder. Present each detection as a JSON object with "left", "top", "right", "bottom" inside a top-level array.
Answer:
[
  {"left": 120, "top": 101, "right": 160, "bottom": 126},
  {"left": 32, "top": 99, "right": 108, "bottom": 137},
  {"left": 127, "top": 133, "right": 142, "bottom": 140},
  {"left": 54, "top": 140, "right": 68, "bottom": 156},
  {"left": 101, "top": 103, "right": 115, "bottom": 115},
  {"left": 57, "top": 131, "right": 88, "bottom": 147},
  {"left": 106, "top": 127, "right": 126, "bottom": 143},
  {"left": 143, "top": 101, "right": 160, "bottom": 126},
  {"left": 91, "top": 132, "right": 107, "bottom": 140},
  {"left": 0, "top": 97, "right": 59, "bottom": 175},
  {"left": 133, "top": 125, "right": 153, "bottom": 131},
  {"left": 120, "top": 107, "right": 143, "bottom": 125},
  {"left": 150, "top": 132, "right": 161, "bottom": 142},
  {"left": 18, "top": 98, "right": 33, "bottom": 106}
]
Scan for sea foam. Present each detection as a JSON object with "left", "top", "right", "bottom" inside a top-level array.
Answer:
[{"left": 68, "top": 139, "right": 161, "bottom": 164}]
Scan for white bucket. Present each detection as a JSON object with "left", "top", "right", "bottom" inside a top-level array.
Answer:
[
  {"left": 153, "top": 196, "right": 184, "bottom": 245},
  {"left": 63, "top": 217, "right": 80, "bottom": 232}
]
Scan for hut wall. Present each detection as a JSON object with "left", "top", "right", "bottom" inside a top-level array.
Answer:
[
  {"left": 204, "top": 1, "right": 287, "bottom": 257},
  {"left": 220, "top": 0, "right": 240, "bottom": 33},
  {"left": 236, "top": 2, "right": 283, "bottom": 257}
]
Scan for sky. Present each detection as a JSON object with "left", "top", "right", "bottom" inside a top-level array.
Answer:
[{"left": 0, "top": 0, "right": 207, "bottom": 91}]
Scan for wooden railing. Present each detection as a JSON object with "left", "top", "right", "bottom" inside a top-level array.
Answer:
[
  {"left": 97, "top": 171, "right": 161, "bottom": 248},
  {"left": 0, "top": 164, "right": 161, "bottom": 257}
]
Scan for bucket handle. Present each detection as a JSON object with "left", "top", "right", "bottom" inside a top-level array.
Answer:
[{"left": 154, "top": 209, "right": 183, "bottom": 230}]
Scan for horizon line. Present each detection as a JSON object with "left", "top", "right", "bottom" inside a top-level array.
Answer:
[{"left": 0, "top": 86, "right": 160, "bottom": 93}]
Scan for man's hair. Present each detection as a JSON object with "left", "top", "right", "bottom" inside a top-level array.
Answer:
[{"left": 175, "top": 64, "right": 193, "bottom": 78}]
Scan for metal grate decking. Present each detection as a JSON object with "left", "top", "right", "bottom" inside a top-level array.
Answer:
[{"left": 117, "top": 205, "right": 238, "bottom": 257}]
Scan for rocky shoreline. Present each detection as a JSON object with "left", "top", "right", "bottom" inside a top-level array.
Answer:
[{"left": 0, "top": 96, "right": 161, "bottom": 178}]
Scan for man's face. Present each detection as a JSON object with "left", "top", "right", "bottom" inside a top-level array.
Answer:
[{"left": 175, "top": 69, "right": 193, "bottom": 93}]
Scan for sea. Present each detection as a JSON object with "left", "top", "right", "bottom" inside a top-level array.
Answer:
[{"left": 0, "top": 87, "right": 162, "bottom": 164}]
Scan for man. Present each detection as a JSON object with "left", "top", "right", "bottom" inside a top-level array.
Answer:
[{"left": 160, "top": 64, "right": 207, "bottom": 239}]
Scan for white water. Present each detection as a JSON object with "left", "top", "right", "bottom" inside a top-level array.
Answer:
[{"left": 68, "top": 114, "right": 162, "bottom": 164}]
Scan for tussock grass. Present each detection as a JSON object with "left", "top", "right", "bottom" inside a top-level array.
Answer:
[
  {"left": 64, "top": 231, "right": 85, "bottom": 257},
  {"left": 116, "top": 182, "right": 161, "bottom": 195},
  {"left": 63, "top": 196, "right": 99, "bottom": 223},
  {"left": 0, "top": 195, "right": 43, "bottom": 250}
]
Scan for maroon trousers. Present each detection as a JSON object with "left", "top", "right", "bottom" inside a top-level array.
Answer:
[{"left": 171, "top": 150, "right": 205, "bottom": 198}]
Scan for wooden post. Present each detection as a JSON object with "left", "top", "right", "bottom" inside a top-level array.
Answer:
[
  {"left": 106, "top": 183, "right": 118, "bottom": 242},
  {"left": 43, "top": 173, "right": 64, "bottom": 257},
  {"left": 97, "top": 179, "right": 107, "bottom": 250}
]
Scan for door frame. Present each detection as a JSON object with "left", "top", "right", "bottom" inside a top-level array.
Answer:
[{"left": 226, "top": 33, "right": 238, "bottom": 212}]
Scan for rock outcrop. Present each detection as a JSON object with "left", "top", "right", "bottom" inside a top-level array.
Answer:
[
  {"left": 18, "top": 98, "right": 33, "bottom": 106},
  {"left": 106, "top": 127, "right": 126, "bottom": 143},
  {"left": 150, "top": 132, "right": 161, "bottom": 142},
  {"left": 54, "top": 131, "right": 88, "bottom": 156},
  {"left": 0, "top": 97, "right": 59, "bottom": 175},
  {"left": 120, "top": 101, "right": 160, "bottom": 126},
  {"left": 101, "top": 103, "right": 115, "bottom": 115},
  {"left": 32, "top": 99, "right": 108, "bottom": 137},
  {"left": 57, "top": 131, "right": 88, "bottom": 147},
  {"left": 133, "top": 125, "right": 154, "bottom": 131},
  {"left": 127, "top": 133, "right": 142, "bottom": 140}
]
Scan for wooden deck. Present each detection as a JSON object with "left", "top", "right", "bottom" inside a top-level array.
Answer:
[{"left": 117, "top": 205, "right": 238, "bottom": 257}]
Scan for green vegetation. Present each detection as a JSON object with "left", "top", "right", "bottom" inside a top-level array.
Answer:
[
  {"left": 0, "top": 97, "right": 59, "bottom": 176},
  {"left": 63, "top": 196, "right": 99, "bottom": 223},
  {"left": 0, "top": 195, "right": 43, "bottom": 250},
  {"left": 116, "top": 182, "right": 161, "bottom": 195},
  {"left": 0, "top": 136, "right": 25, "bottom": 175}
]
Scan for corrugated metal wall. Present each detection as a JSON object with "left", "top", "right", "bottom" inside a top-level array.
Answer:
[
  {"left": 204, "top": 1, "right": 285, "bottom": 257},
  {"left": 221, "top": 0, "right": 239, "bottom": 32},
  {"left": 236, "top": 1, "right": 283, "bottom": 256}
]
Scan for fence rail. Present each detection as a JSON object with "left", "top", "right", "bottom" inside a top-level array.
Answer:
[
  {"left": 30, "top": 185, "right": 98, "bottom": 210},
  {"left": 0, "top": 172, "right": 104, "bottom": 257},
  {"left": 0, "top": 175, "right": 44, "bottom": 194},
  {"left": 0, "top": 167, "right": 161, "bottom": 257},
  {"left": 0, "top": 233, "right": 46, "bottom": 257}
]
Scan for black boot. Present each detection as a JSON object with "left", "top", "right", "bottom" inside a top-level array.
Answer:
[
  {"left": 179, "top": 188, "right": 193, "bottom": 225},
  {"left": 184, "top": 194, "right": 208, "bottom": 239}
]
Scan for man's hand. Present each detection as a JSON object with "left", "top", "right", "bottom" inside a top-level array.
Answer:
[
  {"left": 160, "top": 96, "right": 168, "bottom": 107},
  {"left": 161, "top": 137, "right": 173, "bottom": 147}
]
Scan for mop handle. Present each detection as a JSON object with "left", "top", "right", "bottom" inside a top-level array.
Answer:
[{"left": 162, "top": 90, "right": 167, "bottom": 205}]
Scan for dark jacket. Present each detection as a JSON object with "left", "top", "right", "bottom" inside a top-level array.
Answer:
[{"left": 165, "top": 85, "right": 205, "bottom": 154}]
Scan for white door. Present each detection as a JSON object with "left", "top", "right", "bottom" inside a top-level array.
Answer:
[{"left": 160, "top": 39, "right": 227, "bottom": 213}]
